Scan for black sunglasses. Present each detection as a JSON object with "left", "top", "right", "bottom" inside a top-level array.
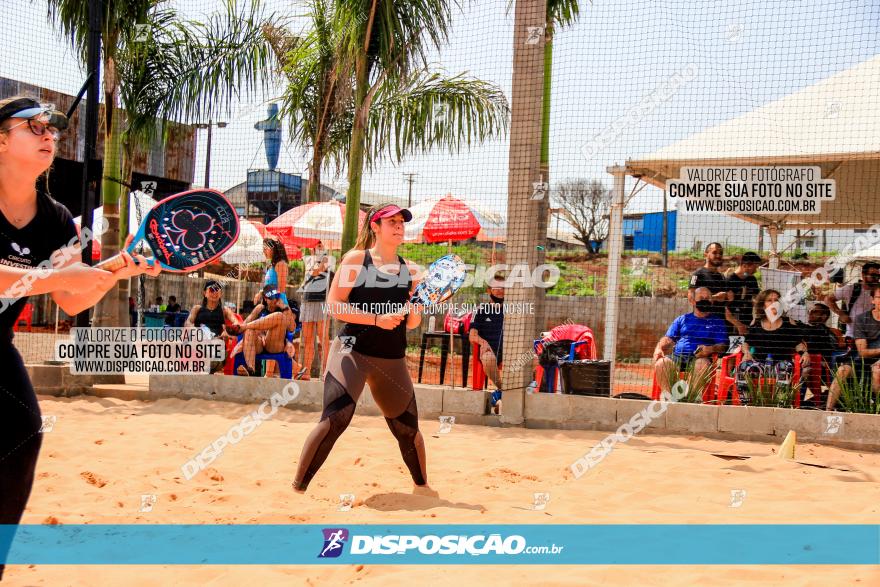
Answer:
[{"left": 7, "top": 118, "right": 61, "bottom": 140}]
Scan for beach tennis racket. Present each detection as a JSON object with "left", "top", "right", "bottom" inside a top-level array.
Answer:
[
  {"left": 408, "top": 254, "right": 467, "bottom": 309},
  {"left": 96, "top": 189, "right": 239, "bottom": 273}
]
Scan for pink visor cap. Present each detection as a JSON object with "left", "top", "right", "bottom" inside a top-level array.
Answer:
[{"left": 371, "top": 204, "right": 412, "bottom": 223}]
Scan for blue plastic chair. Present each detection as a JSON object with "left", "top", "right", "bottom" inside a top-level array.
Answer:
[
  {"left": 234, "top": 351, "right": 294, "bottom": 378},
  {"left": 232, "top": 329, "right": 298, "bottom": 378}
]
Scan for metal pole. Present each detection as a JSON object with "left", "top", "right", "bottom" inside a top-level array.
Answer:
[
  {"left": 603, "top": 166, "right": 626, "bottom": 372},
  {"left": 661, "top": 187, "right": 669, "bottom": 267},
  {"left": 403, "top": 173, "right": 417, "bottom": 207},
  {"left": 768, "top": 225, "right": 780, "bottom": 269},
  {"left": 204, "top": 122, "right": 213, "bottom": 188},
  {"left": 75, "top": 0, "right": 102, "bottom": 328}
]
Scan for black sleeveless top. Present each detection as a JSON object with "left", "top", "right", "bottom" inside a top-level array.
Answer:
[
  {"left": 195, "top": 304, "right": 225, "bottom": 337},
  {"left": 339, "top": 250, "right": 411, "bottom": 359},
  {"left": 0, "top": 192, "right": 77, "bottom": 340}
]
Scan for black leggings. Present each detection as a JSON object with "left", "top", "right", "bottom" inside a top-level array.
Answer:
[
  {"left": 0, "top": 342, "right": 42, "bottom": 580},
  {"left": 293, "top": 338, "right": 427, "bottom": 491}
]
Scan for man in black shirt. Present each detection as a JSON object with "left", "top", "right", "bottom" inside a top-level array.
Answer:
[
  {"left": 688, "top": 242, "right": 730, "bottom": 324},
  {"left": 726, "top": 252, "right": 761, "bottom": 335}
]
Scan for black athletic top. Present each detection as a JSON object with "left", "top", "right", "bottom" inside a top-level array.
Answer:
[
  {"left": 194, "top": 304, "right": 225, "bottom": 337},
  {"left": 339, "top": 250, "right": 411, "bottom": 359},
  {"left": 745, "top": 318, "right": 807, "bottom": 362},
  {"left": 0, "top": 192, "right": 77, "bottom": 339}
]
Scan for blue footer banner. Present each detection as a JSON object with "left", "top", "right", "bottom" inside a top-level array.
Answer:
[{"left": 2, "top": 525, "right": 878, "bottom": 565}]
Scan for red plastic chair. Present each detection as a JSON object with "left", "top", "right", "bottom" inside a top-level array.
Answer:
[
  {"left": 13, "top": 302, "right": 33, "bottom": 332},
  {"left": 650, "top": 354, "right": 719, "bottom": 402},
  {"left": 222, "top": 313, "right": 244, "bottom": 375},
  {"left": 715, "top": 352, "right": 744, "bottom": 404},
  {"left": 804, "top": 354, "right": 830, "bottom": 408},
  {"left": 471, "top": 342, "right": 503, "bottom": 390}
]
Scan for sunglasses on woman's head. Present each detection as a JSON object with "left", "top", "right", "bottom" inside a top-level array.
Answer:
[
  {"left": 207, "top": 285, "right": 222, "bottom": 293},
  {"left": 7, "top": 118, "right": 61, "bottom": 140}
]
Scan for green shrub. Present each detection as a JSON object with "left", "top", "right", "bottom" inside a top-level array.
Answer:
[
  {"left": 836, "top": 367, "right": 880, "bottom": 414},
  {"left": 631, "top": 278, "right": 652, "bottom": 297}
]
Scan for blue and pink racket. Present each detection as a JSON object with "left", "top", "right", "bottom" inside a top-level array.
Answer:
[{"left": 96, "top": 189, "right": 239, "bottom": 273}]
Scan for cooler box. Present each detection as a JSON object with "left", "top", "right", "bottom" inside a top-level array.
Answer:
[{"left": 559, "top": 360, "right": 611, "bottom": 396}]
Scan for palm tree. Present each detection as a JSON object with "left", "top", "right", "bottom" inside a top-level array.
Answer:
[
  {"left": 270, "top": 0, "right": 508, "bottom": 212},
  {"left": 45, "top": 0, "right": 275, "bottom": 325},
  {"left": 118, "top": 0, "right": 276, "bottom": 228},
  {"left": 333, "top": 0, "right": 472, "bottom": 252}
]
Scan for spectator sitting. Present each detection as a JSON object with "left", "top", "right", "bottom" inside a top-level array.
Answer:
[
  {"left": 232, "top": 285, "right": 300, "bottom": 377},
  {"left": 824, "top": 262, "right": 880, "bottom": 339},
  {"left": 469, "top": 274, "right": 505, "bottom": 414},
  {"left": 155, "top": 296, "right": 166, "bottom": 312},
  {"left": 164, "top": 295, "right": 182, "bottom": 325},
  {"left": 725, "top": 251, "right": 762, "bottom": 335},
  {"left": 739, "top": 289, "right": 809, "bottom": 397},
  {"left": 826, "top": 287, "right": 880, "bottom": 410},
  {"left": 801, "top": 302, "right": 846, "bottom": 366},
  {"left": 652, "top": 287, "right": 729, "bottom": 394},
  {"left": 185, "top": 280, "right": 242, "bottom": 373},
  {"left": 742, "top": 289, "right": 808, "bottom": 362}
]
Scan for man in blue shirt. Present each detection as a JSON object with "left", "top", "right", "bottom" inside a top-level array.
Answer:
[
  {"left": 652, "top": 287, "right": 729, "bottom": 394},
  {"left": 469, "top": 275, "right": 505, "bottom": 413}
]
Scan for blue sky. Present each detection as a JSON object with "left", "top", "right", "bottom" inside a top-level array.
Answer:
[{"left": 3, "top": 0, "right": 878, "bottom": 214}]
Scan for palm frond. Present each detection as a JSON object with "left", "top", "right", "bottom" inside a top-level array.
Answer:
[{"left": 363, "top": 69, "right": 509, "bottom": 168}]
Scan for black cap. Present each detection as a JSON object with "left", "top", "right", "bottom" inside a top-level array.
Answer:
[
  {"left": 205, "top": 280, "right": 223, "bottom": 291},
  {"left": 740, "top": 252, "right": 762, "bottom": 264},
  {"left": 0, "top": 97, "right": 69, "bottom": 130}
]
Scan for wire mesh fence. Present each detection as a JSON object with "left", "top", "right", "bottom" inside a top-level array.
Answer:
[{"left": 2, "top": 0, "right": 878, "bottom": 408}]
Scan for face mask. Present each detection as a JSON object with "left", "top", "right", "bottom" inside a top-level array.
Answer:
[
  {"left": 489, "top": 294, "right": 504, "bottom": 304},
  {"left": 695, "top": 300, "right": 712, "bottom": 313}
]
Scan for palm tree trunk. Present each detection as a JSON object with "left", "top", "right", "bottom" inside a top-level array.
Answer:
[
  {"left": 341, "top": 53, "right": 370, "bottom": 253},
  {"left": 308, "top": 140, "right": 322, "bottom": 202},
  {"left": 120, "top": 141, "right": 132, "bottom": 250}
]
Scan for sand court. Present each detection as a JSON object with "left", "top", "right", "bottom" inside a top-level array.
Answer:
[{"left": 3, "top": 394, "right": 878, "bottom": 585}]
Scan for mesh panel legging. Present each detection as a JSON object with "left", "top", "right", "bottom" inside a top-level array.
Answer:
[
  {"left": 0, "top": 342, "right": 43, "bottom": 581},
  {"left": 293, "top": 338, "right": 427, "bottom": 491}
]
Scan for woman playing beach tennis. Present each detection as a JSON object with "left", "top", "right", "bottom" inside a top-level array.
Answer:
[
  {"left": 0, "top": 97, "right": 160, "bottom": 580},
  {"left": 292, "top": 203, "right": 432, "bottom": 493}
]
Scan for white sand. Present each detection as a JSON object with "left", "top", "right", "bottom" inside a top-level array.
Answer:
[{"left": 6, "top": 394, "right": 879, "bottom": 586}]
